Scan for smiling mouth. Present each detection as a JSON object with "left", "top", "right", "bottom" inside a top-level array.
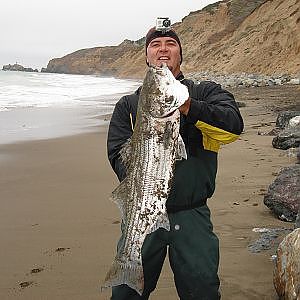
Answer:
[{"left": 158, "top": 56, "right": 169, "bottom": 61}]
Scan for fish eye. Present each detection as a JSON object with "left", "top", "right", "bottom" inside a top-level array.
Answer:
[{"left": 165, "top": 96, "right": 174, "bottom": 103}]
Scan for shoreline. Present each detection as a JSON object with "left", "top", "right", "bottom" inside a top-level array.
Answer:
[
  {"left": 0, "top": 85, "right": 298, "bottom": 299},
  {"left": 0, "top": 70, "right": 141, "bottom": 145},
  {"left": 0, "top": 105, "right": 113, "bottom": 146}
]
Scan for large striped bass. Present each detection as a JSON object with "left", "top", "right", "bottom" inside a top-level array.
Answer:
[{"left": 102, "top": 63, "right": 189, "bottom": 295}]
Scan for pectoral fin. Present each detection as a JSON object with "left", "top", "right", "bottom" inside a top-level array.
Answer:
[
  {"left": 119, "top": 138, "right": 132, "bottom": 172},
  {"left": 110, "top": 179, "right": 129, "bottom": 222}
]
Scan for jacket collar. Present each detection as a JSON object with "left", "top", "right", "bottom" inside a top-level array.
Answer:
[{"left": 176, "top": 71, "right": 185, "bottom": 81}]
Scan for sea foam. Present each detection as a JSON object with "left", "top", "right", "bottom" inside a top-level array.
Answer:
[{"left": 0, "top": 71, "right": 140, "bottom": 111}]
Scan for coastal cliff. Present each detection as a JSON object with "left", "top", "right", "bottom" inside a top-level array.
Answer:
[{"left": 45, "top": 0, "right": 300, "bottom": 78}]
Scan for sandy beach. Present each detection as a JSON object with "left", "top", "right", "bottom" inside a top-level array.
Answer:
[{"left": 0, "top": 85, "right": 298, "bottom": 300}]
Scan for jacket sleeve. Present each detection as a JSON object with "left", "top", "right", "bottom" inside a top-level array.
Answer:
[
  {"left": 185, "top": 81, "right": 244, "bottom": 152},
  {"left": 107, "top": 96, "right": 133, "bottom": 182}
]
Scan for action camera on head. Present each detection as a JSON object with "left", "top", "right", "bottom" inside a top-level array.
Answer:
[{"left": 156, "top": 17, "right": 171, "bottom": 33}]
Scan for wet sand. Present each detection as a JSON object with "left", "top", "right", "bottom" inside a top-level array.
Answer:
[{"left": 0, "top": 85, "right": 298, "bottom": 299}]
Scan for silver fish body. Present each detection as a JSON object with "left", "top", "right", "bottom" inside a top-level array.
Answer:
[{"left": 103, "top": 64, "right": 188, "bottom": 295}]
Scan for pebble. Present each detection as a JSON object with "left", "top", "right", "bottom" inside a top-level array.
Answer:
[{"left": 31, "top": 267, "right": 44, "bottom": 274}]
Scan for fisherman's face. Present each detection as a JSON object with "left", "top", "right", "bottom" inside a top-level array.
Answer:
[{"left": 146, "top": 37, "right": 181, "bottom": 77}]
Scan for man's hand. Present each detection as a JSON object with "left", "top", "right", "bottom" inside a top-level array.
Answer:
[{"left": 179, "top": 98, "right": 191, "bottom": 116}]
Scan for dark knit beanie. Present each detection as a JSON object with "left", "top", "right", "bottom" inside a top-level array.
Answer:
[{"left": 145, "top": 27, "right": 183, "bottom": 64}]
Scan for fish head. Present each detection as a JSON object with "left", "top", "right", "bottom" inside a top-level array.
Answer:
[{"left": 140, "top": 63, "right": 189, "bottom": 118}]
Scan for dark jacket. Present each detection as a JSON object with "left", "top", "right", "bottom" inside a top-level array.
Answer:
[{"left": 107, "top": 74, "right": 244, "bottom": 212}]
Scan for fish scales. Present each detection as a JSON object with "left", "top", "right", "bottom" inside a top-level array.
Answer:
[{"left": 102, "top": 64, "right": 188, "bottom": 295}]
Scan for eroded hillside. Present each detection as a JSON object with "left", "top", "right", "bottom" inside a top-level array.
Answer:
[{"left": 46, "top": 0, "right": 300, "bottom": 78}]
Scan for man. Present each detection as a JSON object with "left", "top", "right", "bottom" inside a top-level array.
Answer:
[{"left": 107, "top": 24, "right": 244, "bottom": 300}]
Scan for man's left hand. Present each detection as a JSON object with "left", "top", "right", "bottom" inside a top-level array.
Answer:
[{"left": 179, "top": 98, "right": 191, "bottom": 116}]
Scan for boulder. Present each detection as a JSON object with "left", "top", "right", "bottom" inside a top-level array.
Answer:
[
  {"left": 273, "top": 115, "right": 300, "bottom": 150},
  {"left": 264, "top": 165, "right": 300, "bottom": 222},
  {"left": 276, "top": 111, "right": 300, "bottom": 129},
  {"left": 273, "top": 228, "right": 300, "bottom": 300},
  {"left": 272, "top": 126, "right": 300, "bottom": 150}
]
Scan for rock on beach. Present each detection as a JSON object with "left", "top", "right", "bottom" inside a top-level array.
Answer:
[
  {"left": 187, "top": 72, "right": 300, "bottom": 89},
  {"left": 273, "top": 228, "right": 300, "bottom": 300},
  {"left": 263, "top": 165, "right": 300, "bottom": 222},
  {"left": 272, "top": 127, "right": 300, "bottom": 150},
  {"left": 272, "top": 112, "right": 300, "bottom": 150},
  {"left": 276, "top": 111, "right": 300, "bottom": 130}
]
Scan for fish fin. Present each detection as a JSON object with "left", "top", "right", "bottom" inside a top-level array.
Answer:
[
  {"left": 102, "top": 259, "right": 144, "bottom": 296},
  {"left": 147, "top": 212, "right": 170, "bottom": 234},
  {"left": 110, "top": 180, "right": 129, "bottom": 222},
  {"left": 119, "top": 138, "right": 132, "bottom": 172},
  {"left": 176, "top": 134, "right": 187, "bottom": 160}
]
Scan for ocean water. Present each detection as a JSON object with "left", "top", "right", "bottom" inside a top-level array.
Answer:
[
  {"left": 0, "top": 70, "right": 140, "bottom": 111},
  {"left": 0, "top": 71, "right": 140, "bottom": 144}
]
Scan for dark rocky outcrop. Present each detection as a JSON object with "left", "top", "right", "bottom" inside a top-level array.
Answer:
[
  {"left": 2, "top": 64, "right": 38, "bottom": 72},
  {"left": 264, "top": 165, "right": 300, "bottom": 222}
]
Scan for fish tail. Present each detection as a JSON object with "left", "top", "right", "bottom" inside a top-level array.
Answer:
[{"left": 102, "top": 259, "right": 144, "bottom": 296}]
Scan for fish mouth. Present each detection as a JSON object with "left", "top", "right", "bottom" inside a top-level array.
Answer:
[
  {"left": 162, "top": 109, "right": 177, "bottom": 118},
  {"left": 159, "top": 107, "right": 180, "bottom": 118},
  {"left": 147, "top": 63, "right": 186, "bottom": 118},
  {"left": 149, "top": 106, "right": 179, "bottom": 119}
]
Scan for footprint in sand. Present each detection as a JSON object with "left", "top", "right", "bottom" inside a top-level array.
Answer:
[
  {"left": 19, "top": 281, "right": 34, "bottom": 288},
  {"left": 30, "top": 267, "right": 44, "bottom": 274},
  {"left": 55, "top": 247, "right": 70, "bottom": 253}
]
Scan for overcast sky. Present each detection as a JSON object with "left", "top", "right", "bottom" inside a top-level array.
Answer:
[{"left": 0, "top": 0, "right": 217, "bottom": 69}]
